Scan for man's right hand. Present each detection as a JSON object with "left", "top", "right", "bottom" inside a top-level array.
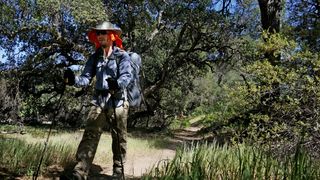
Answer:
[
  {"left": 106, "top": 78, "right": 120, "bottom": 91},
  {"left": 63, "top": 68, "right": 75, "bottom": 85}
]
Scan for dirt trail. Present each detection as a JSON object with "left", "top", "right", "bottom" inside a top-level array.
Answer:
[
  {"left": 89, "top": 148, "right": 176, "bottom": 179},
  {"left": 87, "top": 126, "right": 203, "bottom": 179},
  {"left": 110, "top": 116, "right": 205, "bottom": 179},
  {"left": 70, "top": 118, "right": 205, "bottom": 179}
]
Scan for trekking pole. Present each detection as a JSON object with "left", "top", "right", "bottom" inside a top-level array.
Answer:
[
  {"left": 110, "top": 91, "right": 125, "bottom": 180},
  {"left": 33, "top": 91, "right": 64, "bottom": 180}
]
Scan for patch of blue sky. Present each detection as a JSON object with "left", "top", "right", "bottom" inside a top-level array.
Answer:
[
  {"left": 206, "top": 0, "right": 237, "bottom": 13},
  {"left": 2, "top": 41, "right": 28, "bottom": 65},
  {"left": 0, "top": 48, "right": 6, "bottom": 63}
]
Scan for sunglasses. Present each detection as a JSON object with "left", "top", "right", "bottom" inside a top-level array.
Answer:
[{"left": 96, "top": 30, "right": 109, "bottom": 35}]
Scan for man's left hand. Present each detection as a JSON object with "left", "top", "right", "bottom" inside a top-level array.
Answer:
[{"left": 64, "top": 68, "right": 75, "bottom": 85}]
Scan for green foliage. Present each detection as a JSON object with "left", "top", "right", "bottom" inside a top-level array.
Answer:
[
  {"left": 200, "top": 32, "right": 320, "bottom": 151},
  {"left": 245, "top": 33, "right": 319, "bottom": 140},
  {"left": 19, "top": 96, "right": 40, "bottom": 119},
  {"left": 144, "top": 143, "right": 320, "bottom": 179},
  {"left": 67, "top": 0, "right": 107, "bottom": 24},
  {"left": 285, "top": 0, "right": 320, "bottom": 52}
]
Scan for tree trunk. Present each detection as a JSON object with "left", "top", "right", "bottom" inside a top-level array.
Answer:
[
  {"left": 258, "top": 0, "right": 283, "bottom": 112},
  {"left": 258, "top": 0, "right": 283, "bottom": 66},
  {"left": 258, "top": 0, "right": 282, "bottom": 33}
]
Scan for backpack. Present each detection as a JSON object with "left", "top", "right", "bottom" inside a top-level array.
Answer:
[
  {"left": 92, "top": 48, "right": 143, "bottom": 107},
  {"left": 122, "top": 52, "right": 142, "bottom": 107}
]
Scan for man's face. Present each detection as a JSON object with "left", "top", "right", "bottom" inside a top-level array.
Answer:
[{"left": 96, "top": 30, "right": 112, "bottom": 48}]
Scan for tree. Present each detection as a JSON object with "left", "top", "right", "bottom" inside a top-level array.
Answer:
[
  {"left": 212, "top": 0, "right": 320, "bottom": 157},
  {"left": 0, "top": 0, "right": 107, "bottom": 125},
  {"left": 286, "top": 0, "right": 320, "bottom": 52},
  {"left": 0, "top": 0, "right": 257, "bottom": 128},
  {"left": 254, "top": 0, "right": 283, "bottom": 114},
  {"left": 258, "top": 0, "right": 282, "bottom": 33},
  {"left": 102, "top": 0, "right": 254, "bottom": 127}
]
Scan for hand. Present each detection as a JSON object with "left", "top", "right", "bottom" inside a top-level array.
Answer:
[
  {"left": 63, "top": 68, "right": 75, "bottom": 85},
  {"left": 106, "top": 78, "right": 119, "bottom": 91}
]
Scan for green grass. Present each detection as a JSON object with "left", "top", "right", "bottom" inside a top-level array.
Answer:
[
  {"left": 143, "top": 142, "right": 320, "bottom": 180},
  {"left": 169, "top": 115, "right": 206, "bottom": 130},
  {"left": 0, "top": 135, "right": 76, "bottom": 176},
  {"left": 4, "top": 125, "right": 318, "bottom": 179},
  {"left": 0, "top": 125, "right": 81, "bottom": 176},
  {"left": 0, "top": 125, "right": 175, "bottom": 177}
]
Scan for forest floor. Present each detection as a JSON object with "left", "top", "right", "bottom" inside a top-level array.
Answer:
[{"left": 2, "top": 116, "right": 207, "bottom": 180}]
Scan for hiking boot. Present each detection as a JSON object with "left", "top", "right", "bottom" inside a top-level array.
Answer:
[
  {"left": 60, "top": 170, "right": 85, "bottom": 180},
  {"left": 112, "top": 166, "right": 123, "bottom": 179}
]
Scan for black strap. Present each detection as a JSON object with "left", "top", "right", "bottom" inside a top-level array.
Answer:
[{"left": 91, "top": 48, "right": 101, "bottom": 76}]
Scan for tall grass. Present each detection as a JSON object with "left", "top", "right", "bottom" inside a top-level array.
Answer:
[
  {"left": 0, "top": 135, "right": 76, "bottom": 176},
  {"left": 144, "top": 142, "right": 320, "bottom": 180},
  {"left": 0, "top": 125, "right": 175, "bottom": 177}
]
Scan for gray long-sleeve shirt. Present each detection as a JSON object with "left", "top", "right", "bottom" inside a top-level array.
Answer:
[{"left": 75, "top": 47, "right": 132, "bottom": 108}]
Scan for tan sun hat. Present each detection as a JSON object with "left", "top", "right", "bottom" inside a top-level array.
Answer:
[
  {"left": 88, "top": 21, "right": 123, "bottom": 49},
  {"left": 91, "top": 21, "right": 122, "bottom": 35}
]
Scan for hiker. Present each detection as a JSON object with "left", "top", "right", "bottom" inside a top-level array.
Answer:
[{"left": 63, "top": 21, "right": 132, "bottom": 179}]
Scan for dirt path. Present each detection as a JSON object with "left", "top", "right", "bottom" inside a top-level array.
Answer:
[
  {"left": 89, "top": 147, "right": 176, "bottom": 179},
  {"left": 88, "top": 116, "right": 206, "bottom": 179},
  {"left": 60, "top": 118, "right": 205, "bottom": 179},
  {"left": 89, "top": 130, "right": 202, "bottom": 179}
]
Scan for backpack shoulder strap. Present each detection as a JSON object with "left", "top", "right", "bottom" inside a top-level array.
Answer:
[
  {"left": 113, "top": 47, "right": 129, "bottom": 101},
  {"left": 112, "top": 46, "right": 127, "bottom": 76}
]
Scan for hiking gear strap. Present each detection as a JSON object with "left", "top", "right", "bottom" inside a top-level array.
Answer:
[{"left": 114, "top": 48, "right": 128, "bottom": 103}]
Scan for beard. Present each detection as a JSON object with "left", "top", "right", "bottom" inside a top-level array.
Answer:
[
  {"left": 101, "top": 43, "right": 108, "bottom": 48},
  {"left": 99, "top": 39, "right": 112, "bottom": 48}
]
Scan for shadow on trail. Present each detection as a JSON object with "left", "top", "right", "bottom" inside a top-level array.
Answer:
[
  {"left": 55, "top": 163, "right": 141, "bottom": 180},
  {"left": 0, "top": 167, "right": 21, "bottom": 180}
]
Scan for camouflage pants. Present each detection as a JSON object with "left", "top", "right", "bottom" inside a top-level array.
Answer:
[{"left": 73, "top": 101, "right": 129, "bottom": 178}]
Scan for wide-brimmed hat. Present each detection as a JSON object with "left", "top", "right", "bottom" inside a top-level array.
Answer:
[
  {"left": 91, "top": 21, "right": 122, "bottom": 35},
  {"left": 88, "top": 21, "right": 123, "bottom": 49}
]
